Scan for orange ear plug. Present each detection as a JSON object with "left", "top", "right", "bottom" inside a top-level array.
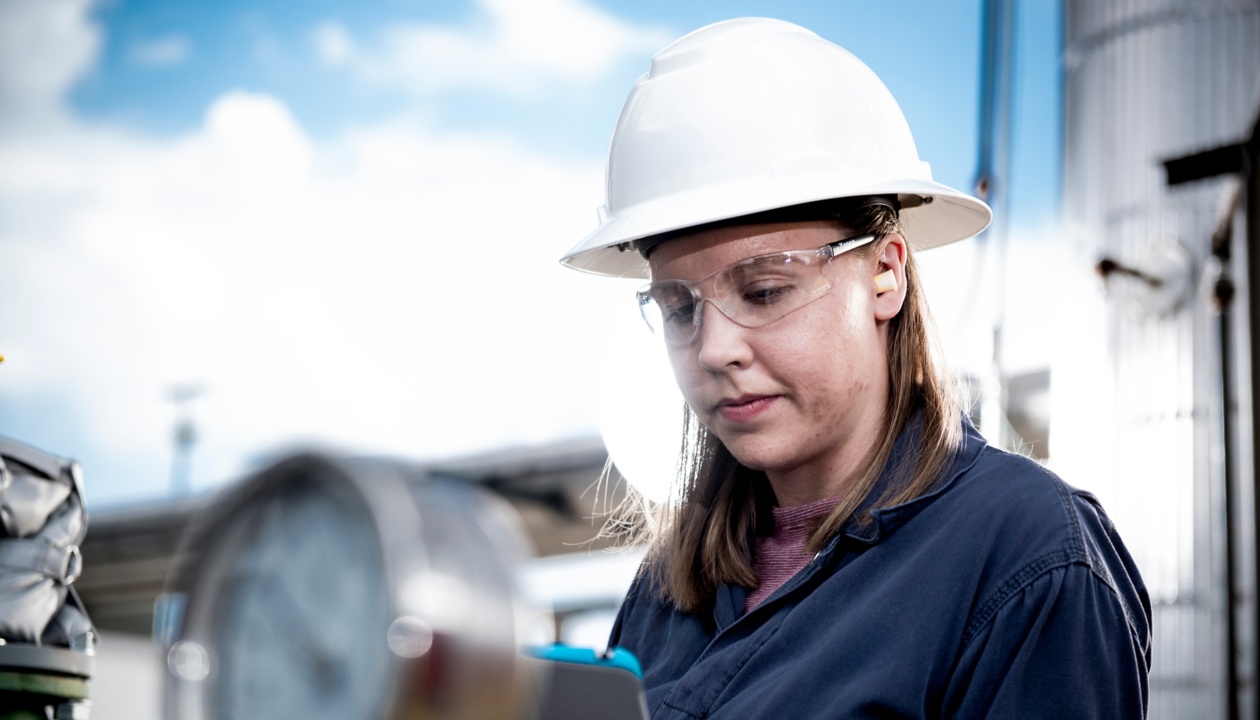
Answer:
[{"left": 873, "top": 270, "right": 897, "bottom": 294}]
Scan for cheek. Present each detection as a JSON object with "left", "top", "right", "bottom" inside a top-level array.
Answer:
[
  {"left": 770, "top": 296, "right": 870, "bottom": 389},
  {"left": 666, "top": 348, "right": 708, "bottom": 404}
]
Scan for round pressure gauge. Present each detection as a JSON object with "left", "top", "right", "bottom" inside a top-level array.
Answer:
[{"left": 163, "top": 453, "right": 542, "bottom": 720}]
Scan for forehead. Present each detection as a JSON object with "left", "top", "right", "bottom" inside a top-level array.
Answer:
[{"left": 647, "top": 220, "right": 847, "bottom": 281}]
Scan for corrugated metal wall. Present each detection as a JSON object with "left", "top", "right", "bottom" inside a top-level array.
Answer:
[{"left": 1061, "top": 1, "right": 1260, "bottom": 717}]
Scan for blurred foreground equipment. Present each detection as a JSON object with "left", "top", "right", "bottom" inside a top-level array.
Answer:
[
  {"left": 160, "top": 453, "right": 551, "bottom": 720},
  {"left": 0, "top": 438, "right": 97, "bottom": 719}
]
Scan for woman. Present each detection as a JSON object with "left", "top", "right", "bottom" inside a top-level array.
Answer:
[{"left": 560, "top": 18, "right": 1150, "bottom": 719}]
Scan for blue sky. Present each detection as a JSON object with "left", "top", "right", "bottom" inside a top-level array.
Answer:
[
  {"left": 0, "top": 0, "right": 1062, "bottom": 506},
  {"left": 69, "top": 0, "right": 1061, "bottom": 212}
]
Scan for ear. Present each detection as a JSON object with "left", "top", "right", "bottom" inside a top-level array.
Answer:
[{"left": 872, "top": 234, "right": 908, "bottom": 322}]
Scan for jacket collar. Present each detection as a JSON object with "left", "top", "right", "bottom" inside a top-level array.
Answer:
[
  {"left": 823, "top": 413, "right": 987, "bottom": 552},
  {"left": 716, "top": 415, "right": 986, "bottom": 628}
]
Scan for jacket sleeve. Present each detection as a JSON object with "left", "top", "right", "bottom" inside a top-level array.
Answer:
[{"left": 942, "top": 560, "right": 1150, "bottom": 719}]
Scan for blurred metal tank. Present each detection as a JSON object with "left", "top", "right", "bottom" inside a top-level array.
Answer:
[{"left": 1061, "top": 1, "right": 1260, "bottom": 717}]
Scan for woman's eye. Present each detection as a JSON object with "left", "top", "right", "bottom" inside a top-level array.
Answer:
[
  {"left": 663, "top": 300, "right": 697, "bottom": 325},
  {"left": 742, "top": 283, "right": 795, "bottom": 305}
]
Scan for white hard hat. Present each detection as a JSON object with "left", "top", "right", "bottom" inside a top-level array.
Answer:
[{"left": 560, "top": 17, "right": 992, "bottom": 278}]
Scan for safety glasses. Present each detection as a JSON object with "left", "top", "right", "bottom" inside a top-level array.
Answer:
[{"left": 636, "top": 234, "right": 876, "bottom": 345}]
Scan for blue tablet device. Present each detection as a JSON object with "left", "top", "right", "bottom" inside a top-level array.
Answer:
[{"left": 523, "top": 644, "right": 650, "bottom": 720}]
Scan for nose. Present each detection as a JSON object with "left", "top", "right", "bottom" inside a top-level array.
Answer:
[{"left": 695, "top": 300, "right": 753, "bottom": 372}]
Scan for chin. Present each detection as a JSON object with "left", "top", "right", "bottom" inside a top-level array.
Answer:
[{"left": 718, "top": 434, "right": 795, "bottom": 473}]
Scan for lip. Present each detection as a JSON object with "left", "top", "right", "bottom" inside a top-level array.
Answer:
[{"left": 715, "top": 395, "right": 778, "bottom": 423}]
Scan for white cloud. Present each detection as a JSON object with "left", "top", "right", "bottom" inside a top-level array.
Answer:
[
  {"left": 0, "top": 88, "right": 624, "bottom": 499},
  {"left": 0, "top": 0, "right": 99, "bottom": 126},
  {"left": 128, "top": 34, "right": 191, "bottom": 68},
  {"left": 312, "top": 21, "right": 354, "bottom": 67},
  {"left": 354, "top": 0, "right": 672, "bottom": 96},
  {"left": 0, "top": 0, "right": 678, "bottom": 503}
]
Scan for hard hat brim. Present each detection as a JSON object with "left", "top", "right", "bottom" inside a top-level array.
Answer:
[{"left": 560, "top": 178, "right": 993, "bottom": 279}]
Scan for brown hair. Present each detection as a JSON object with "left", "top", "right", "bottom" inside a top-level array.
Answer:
[{"left": 611, "top": 199, "right": 961, "bottom": 614}]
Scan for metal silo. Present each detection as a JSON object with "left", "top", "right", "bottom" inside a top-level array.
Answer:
[{"left": 1061, "top": 1, "right": 1260, "bottom": 717}]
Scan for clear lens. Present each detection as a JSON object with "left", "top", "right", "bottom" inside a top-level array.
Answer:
[
  {"left": 637, "top": 248, "right": 834, "bottom": 344},
  {"left": 722, "top": 252, "right": 830, "bottom": 327},
  {"left": 638, "top": 285, "right": 696, "bottom": 342}
]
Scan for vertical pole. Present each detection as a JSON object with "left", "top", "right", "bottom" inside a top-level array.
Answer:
[
  {"left": 975, "top": 0, "right": 1017, "bottom": 445},
  {"left": 1247, "top": 136, "right": 1260, "bottom": 720},
  {"left": 1214, "top": 239, "right": 1241, "bottom": 720},
  {"left": 169, "top": 385, "right": 202, "bottom": 497}
]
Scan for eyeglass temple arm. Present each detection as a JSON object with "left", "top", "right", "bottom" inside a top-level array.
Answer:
[{"left": 825, "top": 234, "right": 878, "bottom": 257}]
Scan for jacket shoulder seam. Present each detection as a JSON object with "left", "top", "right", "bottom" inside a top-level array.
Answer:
[{"left": 960, "top": 554, "right": 1095, "bottom": 649}]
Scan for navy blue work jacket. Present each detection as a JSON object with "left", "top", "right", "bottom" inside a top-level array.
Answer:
[{"left": 609, "top": 417, "right": 1152, "bottom": 719}]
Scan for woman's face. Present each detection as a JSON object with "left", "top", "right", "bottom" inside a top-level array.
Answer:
[{"left": 647, "top": 220, "right": 906, "bottom": 500}]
